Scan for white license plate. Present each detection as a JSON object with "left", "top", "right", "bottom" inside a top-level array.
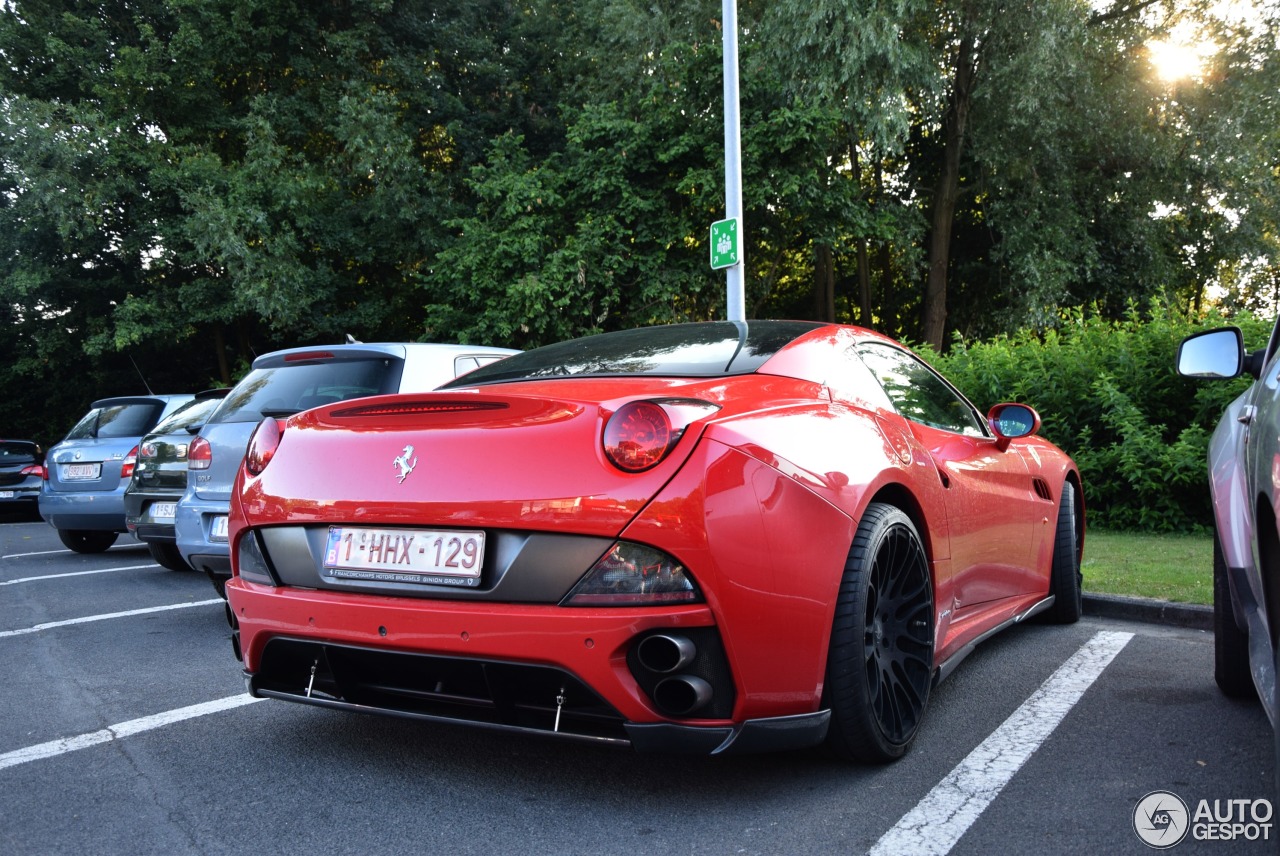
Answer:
[
  {"left": 323, "top": 526, "right": 484, "bottom": 586},
  {"left": 64, "top": 463, "right": 101, "bottom": 480},
  {"left": 0, "top": 491, "right": 13, "bottom": 499},
  {"left": 211, "top": 515, "right": 229, "bottom": 542},
  {"left": 150, "top": 502, "right": 177, "bottom": 521}
]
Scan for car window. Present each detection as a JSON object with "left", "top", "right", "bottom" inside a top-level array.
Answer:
[
  {"left": 150, "top": 396, "right": 223, "bottom": 435},
  {"left": 443, "top": 321, "right": 824, "bottom": 386},
  {"left": 63, "top": 402, "right": 164, "bottom": 440},
  {"left": 0, "top": 442, "right": 37, "bottom": 465},
  {"left": 856, "top": 343, "right": 986, "bottom": 437},
  {"left": 211, "top": 358, "right": 398, "bottom": 424}
]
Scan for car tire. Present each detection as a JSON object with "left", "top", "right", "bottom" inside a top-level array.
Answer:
[
  {"left": 1213, "top": 532, "right": 1255, "bottom": 698},
  {"left": 147, "top": 541, "right": 190, "bottom": 572},
  {"left": 57, "top": 529, "right": 118, "bottom": 553},
  {"left": 1043, "top": 482, "right": 1083, "bottom": 624},
  {"left": 825, "top": 502, "right": 934, "bottom": 763}
]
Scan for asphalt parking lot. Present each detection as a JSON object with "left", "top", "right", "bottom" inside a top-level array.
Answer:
[{"left": 1, "top": 513, "right": 1274, "bottom": 855}]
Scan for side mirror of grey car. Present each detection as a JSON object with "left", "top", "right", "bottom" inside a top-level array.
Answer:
[{"left": 1178, "top": 327, "right": 1246, "bottom": 379}]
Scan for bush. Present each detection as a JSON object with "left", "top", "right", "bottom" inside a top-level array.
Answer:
[{"left": 921, "top": 303, "right": 1269, "bottom": 533}]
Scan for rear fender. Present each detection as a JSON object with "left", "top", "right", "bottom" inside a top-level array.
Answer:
[{"left": 621, "top": 437, "right": 861, "bottom": 720}]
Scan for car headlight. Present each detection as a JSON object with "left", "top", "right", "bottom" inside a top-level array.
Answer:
[{"left": 562, "top": 542, "right": 702, "bottom": 606}]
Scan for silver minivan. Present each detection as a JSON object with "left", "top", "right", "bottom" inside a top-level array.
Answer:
[{"left": 175, "top": 342, "right": 518, "bottom": 595}]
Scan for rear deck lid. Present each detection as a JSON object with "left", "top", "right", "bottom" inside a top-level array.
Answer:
[{"left": 241, "top": 387, "right": 720, "bottom": 538}]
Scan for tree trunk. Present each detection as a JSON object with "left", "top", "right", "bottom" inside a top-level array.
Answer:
[
  {"left": 815, "top": 244, "right": 835, "bottom": 322},
  {"left": 879, "top": 241, "right": 895, "bottom": 336},
  {"left": 922, "top": 34, "right": 977, "bottom": 350},
  {"left": 856, "top": 238, "right": 873, "bottom": 327}
]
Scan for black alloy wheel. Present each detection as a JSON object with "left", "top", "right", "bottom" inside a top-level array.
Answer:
[{"left": 826, "top": 502, "right": 934, "bottom": 763}]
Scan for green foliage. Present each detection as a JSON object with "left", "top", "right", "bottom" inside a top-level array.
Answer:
[
  {"left": 0, "top": 0, "right": 1277, "bottom": 455},
  {"left": 924, "top": 303, "right": 1270, "bottom": 532}
]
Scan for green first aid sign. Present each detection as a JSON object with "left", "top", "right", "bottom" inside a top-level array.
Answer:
[{"left": 710, "top": 218, "right": 740, "bottom": 270}]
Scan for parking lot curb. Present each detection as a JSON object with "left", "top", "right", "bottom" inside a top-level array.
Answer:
[{"left": 1082, "top": 592, "right": 1211, "bottom": 631}]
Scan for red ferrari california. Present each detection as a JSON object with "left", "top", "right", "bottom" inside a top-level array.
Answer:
[{"left": 226, "top": 321, "right": 1083, "bottom": 762}]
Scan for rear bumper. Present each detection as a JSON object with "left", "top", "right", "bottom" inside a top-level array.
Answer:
[
  {"left": 227, "top": 579, "right": 829, "bottom": 755},
  {"left": 38, "top": 489, "right": 128, "bottom": 531},
  {"left": 0, "top": 489, "right": 40, "bottom": 506},
  {"left": 133, "top": 523, "right": 177, "bottom": 543},
  {"left": 188, "top": 553, "right": 232, "bottom": 577},
  {"left": 175, "top": 496, "right": 230, "bottom": 569}
]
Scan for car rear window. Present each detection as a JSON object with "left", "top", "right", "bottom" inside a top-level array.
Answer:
[
  {"left": 150, "top": 396, "right": 225, "bottom": 435},
  {"left": 64, "top": 402, "right": 165, "bottom": 440},
  {"left": 0, "top": 442, "right": 37, "bottom": 465},
  {"left": 211, "top": 358, "right": 399, "bottom": 424},
  {"left": 442, "top": 321, "right": 823, "bottom": 387}
]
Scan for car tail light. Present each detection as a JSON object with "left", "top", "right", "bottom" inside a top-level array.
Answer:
[
  {"left": 602, "top": 398, "right": 719, "bottom": 473},
  {"left": 21, "top": 464, "right": 46, "bottom": 479},
  {"left": 245, "top": 417, "right": 285, "bottom": 477},
  {"left": 563, "top": 542, "right": 702, "bottom": 606},
  {"left": 140, "top": 441, "right": 158, "bottom": 458},
  {"left": 603, "top": 401, "right": 673, "bottom": 472},
  {"left": 121, "top": 446, "right": 139, "bottom": 479},
  {"left": 188, "top": 436, "right": 211, "bottom": 470}
]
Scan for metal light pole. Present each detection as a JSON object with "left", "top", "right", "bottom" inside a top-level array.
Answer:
[{"left": 722, "top": 0, "right": 745, "bottom": 322}]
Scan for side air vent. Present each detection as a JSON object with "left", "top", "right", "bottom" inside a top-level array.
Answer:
[
  {"left": 331, "top": 400, "right": 509, "bottom": 418},
  {"left": 1032, "top": 477, "right": 1054, "bottom": 501}
]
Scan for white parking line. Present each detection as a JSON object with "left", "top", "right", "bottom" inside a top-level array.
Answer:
[
  {"left": 0, "top": 599, "right": 224, "bottom": 639},
  {"left": 0, "top": 564, "right": 158, "bottom": 586},
  {"left": 2, "top": 545, "right": 149, "bottom": 559},
  {"left": 0, "top": 694, "right": 265, "bottom": 771},
  {"left": 869, "top": 630, "right": 1134, "bottom": 856}
]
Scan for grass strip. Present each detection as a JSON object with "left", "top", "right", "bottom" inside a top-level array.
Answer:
[{"left": 1082, "top": 529, "right": 1211, "bottom": 605}]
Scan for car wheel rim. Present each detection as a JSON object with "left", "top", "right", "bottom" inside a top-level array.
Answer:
[{"left": 862, "top": 522, "right": 933, "bottom": 744}]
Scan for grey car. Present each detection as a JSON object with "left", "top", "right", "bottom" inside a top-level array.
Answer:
[
  {"left": 176, "top": 342, "right": 518, "bottom": 595},
  {"left": 124, "top": 389, "right": 230, "bottom": 570},
  {"left": 1178, "top": 323, "right": 1280, "bottom": 796},
  {"left": 1177, "top": 325, "right": 1278, "bottom": 712},
  {"left": 40, "top": 394, "right": 196, "bottom": 552}
]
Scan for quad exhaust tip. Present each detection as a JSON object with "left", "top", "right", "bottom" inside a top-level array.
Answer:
[
  {"left": 653, "top": 675, "right": 713, "bottom": 716},
  {"left": 635, "top": 633, "right": 696, "bottom": 674},
  {"left": 634, "top": 634, "right": 714, "bottom": 715}
]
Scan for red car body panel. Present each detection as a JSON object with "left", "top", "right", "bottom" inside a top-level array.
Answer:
[{"left": 226, "top": 322, "right": 1082, "bottom": 755}]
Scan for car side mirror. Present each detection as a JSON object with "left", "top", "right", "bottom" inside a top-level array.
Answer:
[
  {"left": 988, "top": 403, "right": 1040, "bottom": 450},
  {"left": 1177, "top": 327, "right": 1245, "bottom": 379}
]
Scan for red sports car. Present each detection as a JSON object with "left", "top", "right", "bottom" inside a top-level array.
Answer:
[{"left": 225, "top": 321, "right": 1083, "bottom": 762}]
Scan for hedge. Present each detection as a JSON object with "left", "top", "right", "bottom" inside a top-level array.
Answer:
[{"left": 920, "top": 303, "right": 1270, "bottom": 533}]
